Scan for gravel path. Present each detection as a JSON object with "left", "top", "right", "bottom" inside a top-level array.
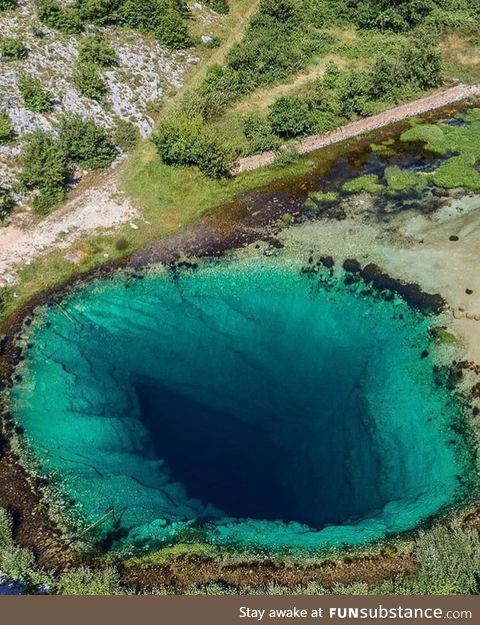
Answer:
[{"left": 233, "top": 84, "right": 480, "bottom": 174}]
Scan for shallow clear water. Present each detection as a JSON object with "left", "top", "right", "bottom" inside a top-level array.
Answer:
[{"left": 12, "top": 258, "right": 468, "bottom": 553}]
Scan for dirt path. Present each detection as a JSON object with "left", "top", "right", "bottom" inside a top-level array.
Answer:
[
  {"left": 0, "top": 179, "right": 137, "bottom": 284},
  {"left": 233, "top": 83, "right": 480, "bottom": 173}
]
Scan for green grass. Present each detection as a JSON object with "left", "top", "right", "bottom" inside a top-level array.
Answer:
[
  {"left": 384, "top": 165, "right": 429, "bottom": 192},
  {"left": 342, "top": 173, "right": 384, "bottom": 193},
  {"left": 432, "top": 155, "right": 480, "bottom": 190},
  {"left": 400, "top": 123, "right": 449, "bottom": 154},
  {"left": 400, "top": 110, "right": 480, "bottom": 191}
]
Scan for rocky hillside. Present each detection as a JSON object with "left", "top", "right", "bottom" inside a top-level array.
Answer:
[{"left": 0, "top": 0, "right": 223, "bottom": 208}]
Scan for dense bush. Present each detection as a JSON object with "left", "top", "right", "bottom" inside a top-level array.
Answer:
[
  {"left": 204, "top": 0, "right": 228, "bottom": 14},
  {"left": 18, "top": 74, "right": 53, "bottom": 112},
  {"left": 112, "top": 119, "right": 140, "bottom": 151},
  {"left": 0, "top": 509, "right": 50, "bottom": 590},
  {"left": 0, "top": 186, "right": 14, "bottom": 221},
  {"left": 414, "top": 526, "right": 480, "bottom": 594},
  {"left": 56, "top": 567, "right": 124, "bottom": 595},
  {"left": 153, "top": 113, "right": 231, "bottom": 178},
  {"left": 20, "top": 130, "right": 71, "bottom": 212},
  {"left": 78, "top": 34, "right": 117, "bottom": 67},
  {"left": 0, "top": 112, "right": 13, "bottom": 143},
  {"left": 59, "top": 115, "right": 117, "bottom": 169},
  {"left": 344, "top": 0, "right": 480, "bottom": 33},
  {"left": 370, "top": 37, "right": 441, "bottom": 98},
  {"left": 35, "top": 0, "right": 83, "bottom": 34},
  {"left": 268, "top": 96, "right": 314, "bottom": 138},
  {"left": 74, "top": 61, "right": 105, "bottom": 100},
  {"left": 242, "top": 114, "right": 280, "bottom": 154},
  {"left": 188, "top": 0, "right": 334, "bottom": 121},
  {"left": 0, "top": 0, "right": 16, "bottom": 10},
  {"left": 0, "top": 37, "right": 28, "bottom": 60},
  {"left": 35, "top": 0, "right": 191, "bottom": 48}
]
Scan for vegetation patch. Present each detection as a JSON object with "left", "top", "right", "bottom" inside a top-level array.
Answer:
[
  {"left": 18, "top": 74, "right": 53, "bottom": 113},
  {"left": 35, "top": 0, "right": 191, "bottom": 49},
  {"left": 0, "top": 111, "right": 13, "bottom": 144},
  {"left": 384, "top": 165, "right": 429, "bottom": 192},
  {"left": 342, "top": 173, "right": 383, "bottom": 193},
  {"left": 0, "top": 36, "right": 27, "bottom": 60},
  {"left": 401, "top": 109, "right": 480, "bottom": 190},
  {"left": 432, "top": 155, "right": 480, "bottom": 190}
]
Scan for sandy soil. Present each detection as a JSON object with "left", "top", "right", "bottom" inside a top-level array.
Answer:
[{"left": 0, "top": 180, "right": 137, "bottom": 284}]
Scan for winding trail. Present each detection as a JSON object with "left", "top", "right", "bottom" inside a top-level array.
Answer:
[{"left": 233, "top": 83, "right": 480, "bottom": 174}]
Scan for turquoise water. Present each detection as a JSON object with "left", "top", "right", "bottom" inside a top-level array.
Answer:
[{"left": 11, "top": 258, "right": 468, "bottom": 553}]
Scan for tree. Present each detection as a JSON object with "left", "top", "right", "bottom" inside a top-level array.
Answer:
[
  {"left": 58, "top": 115, "right": 117, "bottom": 169},
  {"left": 18, "top": 74, "right": 53, "bottom": 112},
  {"left": 20, "top": 130, "right": 70, "bottom": 197},
  {"left": 153, "top": 113, "right": 231, "bottom": 178},
  {"left": 268, "top": 96, "right": 313, "bottom": 138},
  {"left": 400, "top": 37, "right": 442, "bottom": 89}
]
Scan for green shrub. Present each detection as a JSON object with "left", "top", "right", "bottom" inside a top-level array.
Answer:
[
  {"left": 30, "top": 21, "right": 46, "bottom": 37},
  {"left": 204, "top": 0, "right": 228, "bottom": 14},
  {"left": 350, "top": 0, "right": 435, "bottom": 32},
  {"left": 115, "top": 236, "right": 129, "bottom": 251},
  {"left": 415, "top": 526, "right": 480, "bottom": 594},
  {"left": 268, "top": 96, "right": 314, "bottom": 138},
  {"left": 310, "top": 110, "right": 337, "bottom": 134},
  {"left": 32, "top": 186, "right": 66, "bottom": 214},
  {"left": 0, "top": 186, "right": 15, "bottom": 221},
  {"left": 0, "top": 37, "right": 28, "bottom": 60},
  {"left": 119, "top": 0, "right": 191, "bottom": 49},
  {"left": 112, "top": 119, "right": 140, "bottom": 151},
  {"left": 242, "top": 113, "right": 280, "bottom": 154},
  {"left": 55, "top": 566, "right": 124, "bottom": 595},
  {"left": 399, "top": 36, "right": 442, "bottom": 89},
  {"left": 76, "top": 0, "right": 123, "bottom": 24},
  {"left": 0, "top": 0, "right": 16, "bottom": 10},
  {"left": 20, "top": 130, "right": 71, "bottom": 203},
  {"left": 0, "top": 112, "right": 13, "bottom": 143},
  {"left": 190, "top": 0, "right": 332, "bottom": 121},
  {"left": 74, "top": 61, "right": 105, "bottom": 100},
  {"left": 58, "top": 114, "right": 117, "bottom": 169},
  {"left": 78, "top": 34, "right": 117, "bottom": 67},
  {"left": 153, "top": 113, "right": 231, "bottom": 178},
  {"left": 18, "top": 74, "right": 53, "bottom": 112},
  {"left": 0, "top": 509, "right": 50, "bottom": 589},
  {"left": 258, "top": 0, "right": 300, "bottom": 24},
  {"left": 35, "top": 0, "right": 83, "bottom": 34}
]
